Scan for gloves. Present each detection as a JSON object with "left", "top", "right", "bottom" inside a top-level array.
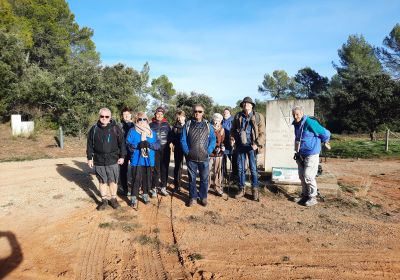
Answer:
[{"left": 138, "top": 141, "right": 150, "bottom": 149}]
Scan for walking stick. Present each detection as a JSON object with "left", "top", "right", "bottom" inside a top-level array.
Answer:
[{"left": 223, "top": 155, "right": 231, "bottom": 201}]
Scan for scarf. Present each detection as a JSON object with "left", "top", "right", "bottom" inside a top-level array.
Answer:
[{"left": 135, "top": 122, "right": 153, "bottom": 141}]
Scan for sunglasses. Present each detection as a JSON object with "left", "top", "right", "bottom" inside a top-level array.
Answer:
[
  {"left": 137, "top": 118, "right": 148, "bottom": 121},
  {"left": 194, "top": 110, "right": 203, "bottom": 113},
  {"left": 100, "top": 115, "right": 110, "bottom": 119}
]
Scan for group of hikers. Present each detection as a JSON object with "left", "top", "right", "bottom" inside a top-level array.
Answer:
[{"left": 86, "top": 96, "right": 331, "bottom": 211}]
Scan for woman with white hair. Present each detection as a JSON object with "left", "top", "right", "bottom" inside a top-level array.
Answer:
[{"left": 209, "top": 113, "right": 227, "bottom": 199}]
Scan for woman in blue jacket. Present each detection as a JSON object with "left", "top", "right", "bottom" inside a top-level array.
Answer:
[{"left": 126, "top": 112, "right": 159, "bottom": 209}]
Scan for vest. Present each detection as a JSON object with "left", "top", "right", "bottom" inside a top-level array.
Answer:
[{"left": 187, "top": 120, "right": 209, "bottom": 162}]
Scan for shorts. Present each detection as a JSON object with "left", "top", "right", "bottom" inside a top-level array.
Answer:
[{"left": 94, "top": 164, "right": 119, "bottom": 184}]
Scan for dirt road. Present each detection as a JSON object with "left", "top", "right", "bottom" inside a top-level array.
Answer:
[{"left": 0, "top": 157, "right": 399, "bottom": 279}]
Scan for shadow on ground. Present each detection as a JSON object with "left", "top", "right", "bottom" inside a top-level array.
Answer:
[
  {"left": 56, "top": 160, "right": 101, "bottom": 205},
  {"left": 0, "top": 231, "right": 23, "bottom": 279}
]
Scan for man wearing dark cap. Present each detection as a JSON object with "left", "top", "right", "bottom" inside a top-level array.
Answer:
[
  {"left": 230, "top": 97, "right": 265, "bottom": 201},
  {"left": 149, "top": 106, "right": 171, "bottom": 197}
]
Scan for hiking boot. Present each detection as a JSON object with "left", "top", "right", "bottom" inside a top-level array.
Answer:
[
  {"left": 304, "top": 197, "right": 318, "bottom": 207},
  {"left": 173, "top": 186, "right": 181, "bottom": 193},
  {"left": 186, "top": 198, "right": 195, "bottom": 207},
  {"left": 235, "top": 188, "right": 245, "bottom": 199},
  {"left": 159, "top": 187, "right": 169, "bottom": 196},
  {"left": 150, "top": 188, "right": 157, "bottom": 198},
  {"left": 131, "top": 197, "right": 138, "bottom": 209},
  {"left": 109, "top": 198, "right": 121, "bottom": 209},
  {"left": 294, "top": 196, "right": 309, "bottom": 204},
  {"left": 252, "top": 188, "right": 260, "bottom": 201},
  {"left": 142, "top": 194, "right": 150, "bottom": 204},
  {"left": 97, "top": 199, "right": 108, "bottom": 211},
  {"left": 199, "top": 198, "right": 208, "bottom": 207}
]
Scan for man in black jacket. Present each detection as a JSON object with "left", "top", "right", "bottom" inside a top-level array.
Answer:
[
  {"left": 118, "top": 107, "right": 135, "bottom": 196},
  {"left": 87, "top": 108, "right": 127, "bottom": 210}
]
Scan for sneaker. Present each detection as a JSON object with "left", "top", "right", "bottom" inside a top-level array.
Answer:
[
  {"left": 215, "top": 186, "right": 224, "bottom": 196},
  {"left": 304, "top": 197, "right": 318, "bottom": 207},
  {"left": 235, "top": 188, "right": 245, "bottom": 199},
  {"left": 221, "top": 192, "right": 228, "bottom": 200},
  {"left": 97, "top": 199, "right": 108, "bottom": 211},
  {"left": 173, "top": 187, "right": 181, "bottom": 193},
  {"left": 199, "top": 198, "right": 208, "bottom": 207},
  {"left": 159, "top": 187, "right": 169, "bottom": 196},
  {"left": 252, "top": 188, "right": 260, "bottom": 201},
  {"left": 150, "top": 188, "right": 157, "bottom": 198},
  {"left": 131, "top": 197, "right": 138, "bottom": 209},
  {"left": 186, "top": 198, "right": 195, "bottom": 207},
  {"left": 142, "top": 194, "right": 150, "bottom": 204},
  {"left": 109, "top": 198, "right": 121, "bottom": 209}
]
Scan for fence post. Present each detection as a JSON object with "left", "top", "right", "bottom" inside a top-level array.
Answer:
[
  {"left": 385, "top": 128, "right": 389, "bottom": 152},
  {"left": 59, "top": 126, "right": 64, "bottom": 149}
]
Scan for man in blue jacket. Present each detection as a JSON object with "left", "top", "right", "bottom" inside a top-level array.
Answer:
[
  {"left": 181, "top": 104, "right": 216, "bottom": 207},
  {"left": 292, "top": 106, "right": 331, "bottom": 206}
]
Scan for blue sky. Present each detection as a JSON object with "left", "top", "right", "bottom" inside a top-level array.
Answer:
[{"left": 68, "top": 0, "right": 400, "bottom": 106}]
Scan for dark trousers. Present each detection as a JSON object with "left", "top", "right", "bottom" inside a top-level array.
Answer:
[
  {"left": 222, "top": 152, "right": 238, "bottom": 180},
  {"left": 131, "top": 166, "right": 151, "bottom": 197},
  {"left": 152, "top": 145, "right": 170, "bottom": 189},
  {"left": 119, "top": 154, "right": 130, "bottom": 194},
  {"left": 173, "top": 148, "right": 184, "bottom": 188}
]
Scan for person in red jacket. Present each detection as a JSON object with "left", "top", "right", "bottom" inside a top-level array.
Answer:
[{"left": 149, "top": 107, "right": 171, "bottom": 197}]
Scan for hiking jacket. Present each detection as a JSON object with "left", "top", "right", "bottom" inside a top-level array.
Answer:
[
  {"left": 221, "top": 115, "right": 233, "bottom": 154},
  {"left": 126, "top": 129, "right": 158, "bottom": 166},
  {"left": 293, "top": 115, "right": 331, "bottom": 156},
  {"left": 119, "top": 120, "right": 135, "bottom": 139},
  {"left": 210, "top": 127, "right": 225, "bottom": 157},
  {"left": 230, "top": 111, "right": 266, "bottom": 154},
  {"left": 150, "top": 118, "right": 171, "bottom": 146},
  {"left": 86, "top": 120, "right": 127, "bottom": 166},
  {"left": 170, "top": 122, "right": 184, "bottom": 151},
  {"left": 181, "top": 119, "right": 216, "bottom": 162},
  {"left": 119, "top": 120, "right": 135, "bottom": 157}
]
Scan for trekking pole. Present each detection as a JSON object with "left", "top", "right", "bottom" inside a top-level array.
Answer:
[{"left": 223, "top": 156, "right": 230, "bottom": 201}]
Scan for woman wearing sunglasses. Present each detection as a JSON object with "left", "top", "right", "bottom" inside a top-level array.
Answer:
[{"left": 126, "top": 112, "right": 159, "bottom": 209}]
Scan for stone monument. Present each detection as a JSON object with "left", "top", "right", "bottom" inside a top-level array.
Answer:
[{"left": 264, "top": 99, "right": 314, "bottom": 173}]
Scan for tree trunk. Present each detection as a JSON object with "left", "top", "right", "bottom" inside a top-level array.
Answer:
[{"left": 369, "top": 130, "right": 376, "bottom": 141}]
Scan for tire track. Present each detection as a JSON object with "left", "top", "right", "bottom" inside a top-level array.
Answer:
[
  {"left": 169, "top": 193, "right": 192, "bottom": 279},
  {"left": 135, "top": 196, "right": 169, "bottom": 280},
  {"left": 76, "top": 213, "right": 110, "bottom": 280}
]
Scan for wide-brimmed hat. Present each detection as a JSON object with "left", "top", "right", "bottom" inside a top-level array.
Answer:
[{"left": 240, "top": 96, "right": 255, "bottom": 107}]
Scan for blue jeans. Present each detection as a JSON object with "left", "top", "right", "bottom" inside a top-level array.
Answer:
[
  {"left": 186, "top": 160, "right": 209, "bottom": 199},
  {"left": 237, "top": 146, "right": 259, "bottom": 189}
]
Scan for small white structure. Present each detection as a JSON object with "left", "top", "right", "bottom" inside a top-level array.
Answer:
[{"left": 11, "top": 114, "right": 34, "bottom": 137}]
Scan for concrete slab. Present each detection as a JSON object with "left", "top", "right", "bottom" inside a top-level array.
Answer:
[{"left": 271, "top": 170, "right": 341, "bottom": 198}]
